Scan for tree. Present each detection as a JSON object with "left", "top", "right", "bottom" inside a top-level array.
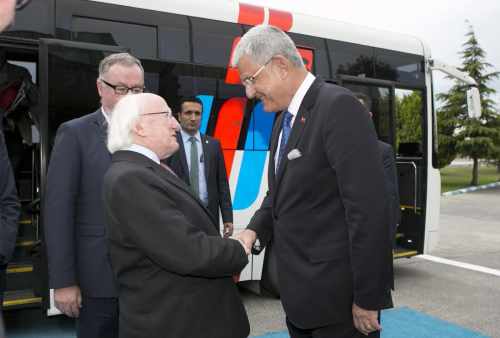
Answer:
[{"left": 437, "top": 22, "right": 500, "bottom": 183}]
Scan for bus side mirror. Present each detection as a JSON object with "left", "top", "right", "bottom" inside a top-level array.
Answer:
[{"left": 467, "top": 87, "right": 481, "bottom": 119}]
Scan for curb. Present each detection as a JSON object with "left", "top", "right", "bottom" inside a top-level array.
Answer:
[{"left": 442, "top": 181, "right": 500, "bottom": 196}]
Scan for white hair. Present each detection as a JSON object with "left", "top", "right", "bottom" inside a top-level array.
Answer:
[
  {"left": 107, "top": 94, "right": 143, "bottom": 153},
  {"left": 231, "top": 25, "right": 304, "bottom": 68}
]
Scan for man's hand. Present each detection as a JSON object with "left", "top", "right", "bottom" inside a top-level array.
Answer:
[
  {"left": 352, "top": 303, "right": 381, "bottom": 336},
  {"left": 54, "top": 285, "right": 82, "bottom": 318},
  {"left": 223, "top": 222, "right": 234, "bottom": 238},
  {"left": 234, "top": 229, "right": 257, "bottom": 254}
]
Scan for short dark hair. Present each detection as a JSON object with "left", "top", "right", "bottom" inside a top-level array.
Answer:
[
  {"left": 353, "top": 92, "right": 372, "bottom": 111},
  {"left": 178, "top": 96, "right": 203, "bottom": 113}
]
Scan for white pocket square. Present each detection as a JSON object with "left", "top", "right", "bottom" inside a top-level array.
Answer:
[{"left": 287, "top": 149, "right": 302, "bottom": 160}]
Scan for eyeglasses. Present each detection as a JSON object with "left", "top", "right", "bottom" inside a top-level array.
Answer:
[
  {"left": 16, "top": 0, "right": 31, "bottom": 10},
  {"left": 100, "top": 78, "right": 145, "bottom": 95},
  {"left": 142, "top": 111, "right": 173, "bottom": 119},
  {"left": 242, "top": 58, "right": 273, "bottom": 87}
]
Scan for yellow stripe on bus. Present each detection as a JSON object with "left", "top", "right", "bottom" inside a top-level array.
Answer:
[
  {"left": 7, "top": 266, "right": 33, "bottom": 274},
  {"left": 393, "top": 250, "right": 419, "bottom": 258},
  {"left": 3, "top": 297, "right": 42, "bottom": 307}
]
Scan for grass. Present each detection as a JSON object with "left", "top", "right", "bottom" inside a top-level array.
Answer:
[{"left": 440, "top": 164, "right": 500, "bottom": 192}]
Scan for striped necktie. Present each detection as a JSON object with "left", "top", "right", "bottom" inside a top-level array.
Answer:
[{"left": 277, "top": 110, "right": 293, "bottom": 170}]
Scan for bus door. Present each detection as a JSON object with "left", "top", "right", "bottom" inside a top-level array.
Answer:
[
  {"left": 339, "top": 76, "right": 423, "bottom": 258},
  {"left": 0, "top": 36, "right": 41, "bottom": 310},
  {"left": 38, "top": 38, "right": 126, "bottom": 313}
]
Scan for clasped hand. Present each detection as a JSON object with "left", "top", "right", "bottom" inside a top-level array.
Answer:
[{"left": 233, "top": 229, "right": 257, "bottom": 255}]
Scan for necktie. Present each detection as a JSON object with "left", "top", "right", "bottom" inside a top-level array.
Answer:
[
  {"left": 277, "top": 110, "right": 293, "bottom": 170},
  {"left": 189, "top": 136, "right": 199, "bottom": 198}
]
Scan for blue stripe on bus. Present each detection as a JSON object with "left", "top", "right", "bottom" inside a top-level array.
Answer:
[
  {"left": 244, "top": 102, "right": 276, "bottom": 150},
  {"left": 197, "top": 94, "right": 214, "bottom": 134},
  {"left": 233, "top": 150, "right": 267, "bottom": 210}
]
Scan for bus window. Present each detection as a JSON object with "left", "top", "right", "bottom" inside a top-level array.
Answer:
[
  {"left": 327, "top": 40, "right": 374, "bottom": 78},
  {"left": 374, "top": 48, "right": 425, "bottom": 87},
  {"left": 191, "top": 18, "right": 244, "bottom": 68},
  {"left": 341, "top": 82, "right": 394, "bottom": 145},
  {"left": 72, "top": 17, "right": 157, "bottom": 59},
  {"left": 395, "top": 88, "right": 424, "bottom": 156},
  {"left": 289, "top": 32, "right": 330, "bottom": 78}
]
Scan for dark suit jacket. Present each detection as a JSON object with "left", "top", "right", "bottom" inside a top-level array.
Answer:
[
  {"left": 248, "top": 78, "right": 393, "bottom": 329},
  {"left": 103, "top": 150, "right": 249, "bottom": 338},
  {"left": 166, "top": 132, "right": 232, "bottom": 230},
  {"left": 379, "top": 141, "right": 401, "bottom": 240},
  {"left": 0, "top": 131, "right": 19, "bottom": 264},
  {"left": 378, "top": 141, "right": 400, "bottom": 304},
  {"left": 44, "top": 110, "right": 117, "bottom": 297}
]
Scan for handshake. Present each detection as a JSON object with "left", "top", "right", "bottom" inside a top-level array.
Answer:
[{"left": 233, "top": 229, "right": 257, "bottom": 255}]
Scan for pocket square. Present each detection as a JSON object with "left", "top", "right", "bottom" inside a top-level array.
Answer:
[{"left": 287, "top": 149, "right": 302, "bottom": 160}]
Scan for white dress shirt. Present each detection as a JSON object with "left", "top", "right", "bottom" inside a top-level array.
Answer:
[{"left": 274, "top": 72, "right": 316, "bottom": 172}]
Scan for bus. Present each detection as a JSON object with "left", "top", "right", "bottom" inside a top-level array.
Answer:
[{"left": 0, "top": 0, "right": 479, "bottom": 312}]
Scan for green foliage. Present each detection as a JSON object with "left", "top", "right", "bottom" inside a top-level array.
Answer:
[
  {"left": 437, "top": 22, "right": 500, "bottom": 181},
  {"left": 395, "top": 91, "right": 422, "bottom": 150}
]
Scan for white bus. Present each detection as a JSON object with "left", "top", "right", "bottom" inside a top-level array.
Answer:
[{"left": 1, "top": 0, "right": 478, "bottom": 311}]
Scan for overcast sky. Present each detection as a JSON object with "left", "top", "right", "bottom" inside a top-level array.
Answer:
[{"left": 244, "top": 0, "right": 500, "bottom": 107}]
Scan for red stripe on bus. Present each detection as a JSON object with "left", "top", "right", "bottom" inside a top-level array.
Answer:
[
  {"left": 298, "top": 48, "right": 314, "bottom": 71},
  {"left": 238, "top": 3, "right": 264, "bottom": 26},
  {"left": 223, "top": 149, "right": 236, "bottom": 179},
  {"left": 268, "top": 8, "right": 293, "bottom": 31},
  {"left": 225, "top": 37, "right": 241, "bottom": 84},
  {"left": 214, "top": 98, "right": 246, "bottom": 176}
]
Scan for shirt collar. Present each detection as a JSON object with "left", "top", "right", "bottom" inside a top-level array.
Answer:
[
  {"left": 287, "top": 72, "right": 316, "bottom": 120},
  {"left": 126, "top": 144, "right": 160, "bottom": 164},
  {"left": 101, "top": 107, "right": 111, "bottom": 125},
  {"left": 180, "top": 129, "right": 201, "bottom": 144}
]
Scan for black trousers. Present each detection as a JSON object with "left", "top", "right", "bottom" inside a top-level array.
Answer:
[
  {"left": 77, "top": 296, "right": 119, "bottom": 338},
  {"left": 286, "top": 314, "right": 381, "bottom": 338}
]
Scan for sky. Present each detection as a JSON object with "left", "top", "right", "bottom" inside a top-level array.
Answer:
[{"left": 244, "top": 0, "right": 500, "bottom": 108}]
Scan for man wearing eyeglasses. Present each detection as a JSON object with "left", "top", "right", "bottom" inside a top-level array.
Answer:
[
  {"left": 102, "top": 93, "right": 250, "bottom": 338},
  {"left": 44, "top": 52, "right": 144, "bottom": 338},
  {"left": 233, "top": 25, "right": 393, "bottom": 338}
]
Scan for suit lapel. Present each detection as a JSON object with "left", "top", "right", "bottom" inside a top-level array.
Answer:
[
  {"left": 268, "top": 112, "right": 283, "bottom": 192},
  {"left": 176, "top": 132, "right": 190, "bottom": 184},
  {"left": 93, "top": 109, "right": 112, "bottom": 161},
  {"left": 200, "top": 134, "right": 210, "bottom": 183},
  {"left": 275, "top": 78, "right": 323, "bottom": 189},
  {"left": 154, "top": 163, "right": 218, "bottom": 226}
]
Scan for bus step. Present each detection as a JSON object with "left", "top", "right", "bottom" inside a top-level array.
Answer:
[
  {"left": 7, "top": 262, "right": 33, "bottom": 274},
  {"left": 16, "top": 240, "right": 37, "bottom": 248},
  {"left": 393, "top": 248, "right": 419, "bottom": 259},
  {"left": 3, "top": 289, "right": 42, "bottom": 310}
]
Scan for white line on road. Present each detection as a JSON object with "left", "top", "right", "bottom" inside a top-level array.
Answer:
[{"left": 418, "top": 255, "right": 500, "bottom": 277}]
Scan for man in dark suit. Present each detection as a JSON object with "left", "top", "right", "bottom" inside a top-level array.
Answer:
[
  {"left": 354, "top": 92, "right": 401, "bottom": 308},
  {"left": 103, "top": 93, "right": 250, "bottom": 338},
  {"left": 167, "top": 97, "right": 233, "bottom": 236},
  {"left": 233, "top": 25, "right": 393, "bottom": 337},
  {"left": 354, "top": 92, "right": 401, "bottom": 241},
  {"left": 44, "top": 53, "right": 145, "bottom": 338}
]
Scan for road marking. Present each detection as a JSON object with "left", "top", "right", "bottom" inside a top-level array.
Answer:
[{"left": 419, "top": 254, "right": 500, "bottom": 277}]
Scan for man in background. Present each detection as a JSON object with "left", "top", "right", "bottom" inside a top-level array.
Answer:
[
  {"left": 167, "top": 96, "right": 233, "bottom": 236},
  {"left": 44, "top": 53, "right": 144, "bottom": 338}
]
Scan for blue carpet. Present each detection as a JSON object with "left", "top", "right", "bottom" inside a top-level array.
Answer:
[
  {"left": 253, "top": 307, "right": 490, "bottom": 338},
  {"left": 5, "top": 307, "right": 490, "bottom": 338}
]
